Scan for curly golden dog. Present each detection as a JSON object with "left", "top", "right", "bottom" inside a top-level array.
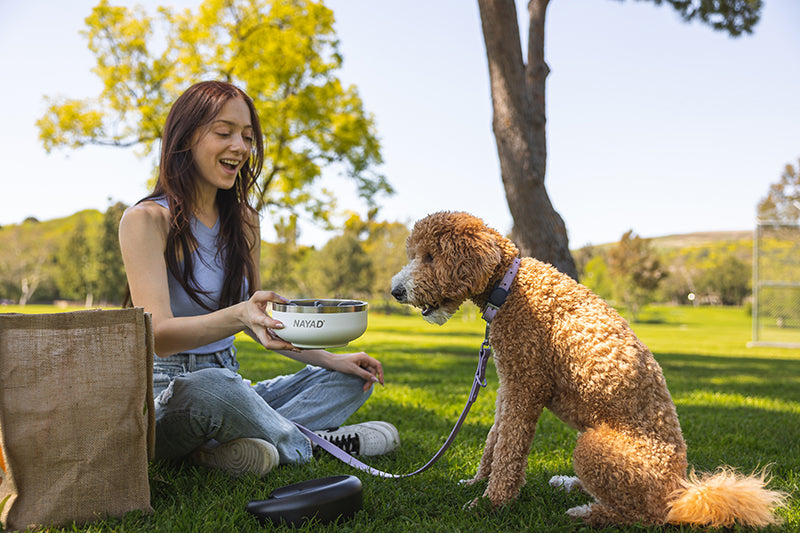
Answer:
[{"left": 390, "top": 211, "right": 786, "bottom": 527}]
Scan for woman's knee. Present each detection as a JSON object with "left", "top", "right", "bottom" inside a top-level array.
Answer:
[
  {"left": 160, "top": 368, "right": 248, "bottom": 409},
  {"left": 329, "top": 368, "right": 373, "bottom": 396}
]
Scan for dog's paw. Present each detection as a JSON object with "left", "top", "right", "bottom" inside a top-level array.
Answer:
[
  {"left": 462, "top": 497, "right": 480, "bottom": 510},
  {"left": 459, "top": 477, "right": 479, "bottom": 487},
  {"left": 566, "top": 503, "right": 593, "bottom": 519},
  {"left": 549, "top": 475, "right": 582, "bottom": 493},
  {"left": 462, "top": 496, "right": 499, "bottom": 513}
]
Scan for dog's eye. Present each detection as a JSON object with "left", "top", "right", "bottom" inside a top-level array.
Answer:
[{"left": 422, "top": 253, "right": 433, "bottom": 264}]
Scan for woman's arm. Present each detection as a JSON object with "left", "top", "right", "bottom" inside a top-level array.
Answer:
[
  {"left": 275, "top": 348, "right": 384, "bottom": 392},
  {"left": 245, "top": 219, "right": 382, "bottom": 391},
  {"left": 119, "top": 202, "right": 295, "bottom": 356}
]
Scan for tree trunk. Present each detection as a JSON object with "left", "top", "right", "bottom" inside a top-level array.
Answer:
[
  {"left": 477, "top": 0, "right": 577, "bottom": 279},
  {"left": 20, "top": 276, "right": 38, "bottom": 307}
]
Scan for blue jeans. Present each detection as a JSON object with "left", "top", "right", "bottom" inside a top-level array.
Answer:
[{"left": 153, "top": 347, "right": 372, "bottom": 464}]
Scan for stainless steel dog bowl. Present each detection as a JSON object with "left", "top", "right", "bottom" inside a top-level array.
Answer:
[{"left": 271, "top": 299, "right": 368, "bottom": 349}]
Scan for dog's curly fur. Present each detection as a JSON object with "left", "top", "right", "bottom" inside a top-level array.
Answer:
[{"left": 391, "top": 212, "right": 787, "bottom": 527}]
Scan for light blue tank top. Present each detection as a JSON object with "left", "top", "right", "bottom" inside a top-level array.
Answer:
[{"left": 153, "top": 197, "right": 237, "bottom": 354}]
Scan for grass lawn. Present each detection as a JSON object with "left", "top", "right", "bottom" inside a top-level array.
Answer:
[{"left": 4, "top": 304, "right": 799, "bottom": 532}]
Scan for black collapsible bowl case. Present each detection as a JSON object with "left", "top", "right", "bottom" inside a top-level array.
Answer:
[{"left": 246, "top": 475, "right": 363, "bottom": 527}]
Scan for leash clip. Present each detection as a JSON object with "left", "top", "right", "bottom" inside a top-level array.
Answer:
[
  {"left": 471, "top": 330, "right": 492, "bottom": 401},
  {"left": 481, "top": 302, "right": 500, "bottom": 322}
]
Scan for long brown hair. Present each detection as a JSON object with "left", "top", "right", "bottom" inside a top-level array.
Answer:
[{"left": 134, "top": 81, "right": 263, "bottom": 310}]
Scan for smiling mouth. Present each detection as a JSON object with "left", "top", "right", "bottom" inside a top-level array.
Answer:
[{"left": 221, "top": 159, "right": 240, "bottom": 171}]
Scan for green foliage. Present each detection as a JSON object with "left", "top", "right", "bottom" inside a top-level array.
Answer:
[
  {"left": 260, "top": 213, "right": 409, "bottom": 301},
  {"left": 630, "top": 0, "right": 762, "bottom": 36},
  {"left": 757, "top": 158, "right": 800, "bottom": 224},
  {"left": 55, "top": 216, "right": 100, "bottom": 306},
  {"left": 3, "top": 207, "right": 768, "bottom": 312},
  {"left": 576, "top": 233, "right": 756, "bottom": 310},
  {"left": 37, "top": 0, "right": 392, "bottom": 224},
  {"left": 578, "top": 254, "right": 613, "bottom": 302},
  {"left": 0, "top": 211, "right": 100, "bottom": 305},
  {"left": 0, "top": 206, "right": 128, "bottom": 306},
  {"left": 696, "top": 255, "right": 750, "bottom": 305},
  {"left": 6, "top": 304, "right": 799, "bottom": 532},
  {"left": 52, "top": 204, "right": 129, "bottom": 307},
  {"left": 307, "top": 230, "right": 374, "bottom": 299},
  {"left": 659, "top": 237, "right": 753, "bottom": 305},
  {"left": 360, "top": 218, "right": 411, "bottom": 307},
  {"left": 95, "top": 201, "right": 129, "bottom": 303},
  {"left": 607, "top": 230, "right": 665, "bottom": 320}
]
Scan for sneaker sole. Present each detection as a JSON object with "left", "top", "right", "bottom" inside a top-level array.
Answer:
[{"left": 193, "top": 438, "right": 279, "bottom": 477}]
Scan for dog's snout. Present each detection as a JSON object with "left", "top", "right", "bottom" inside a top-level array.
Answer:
[{"left": 391, "top": 285, "right": 406, "bottom": 302}]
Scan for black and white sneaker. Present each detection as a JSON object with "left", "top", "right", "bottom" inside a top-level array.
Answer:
[{"left": 313, "top": 421, "right": 400, "bottom": 456}]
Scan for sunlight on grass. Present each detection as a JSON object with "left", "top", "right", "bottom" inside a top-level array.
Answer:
[
  {"left": 5, "top": 303, "right": 800, "bottom": 532},
  {"left": 678, "top": 390, "right": 800, "bottom": 413}
]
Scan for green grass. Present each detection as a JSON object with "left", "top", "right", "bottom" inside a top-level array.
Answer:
[{"left": 5, "top": 304, "right": 800, "bottom": 532}]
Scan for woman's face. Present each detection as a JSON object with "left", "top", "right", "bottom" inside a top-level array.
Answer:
[{"left": 191, "top": 96, "right": 254, "bottom": 194}]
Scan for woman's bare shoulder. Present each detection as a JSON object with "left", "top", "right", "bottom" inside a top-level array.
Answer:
[{"left": 119, "top": 200, "right": 170, "bottom": 240}]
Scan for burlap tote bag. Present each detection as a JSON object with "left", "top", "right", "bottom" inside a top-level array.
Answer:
[{"left": 0, "top": 307, "right": 155, "bottom": 531}]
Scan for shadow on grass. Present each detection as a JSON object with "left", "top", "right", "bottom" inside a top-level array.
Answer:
[
  {"left": 213, "top": 339, "right": 799, "bottom": 531},
  {"left": 657, "top": 351, "right": 800, "bottom": 403},
  {"left": 676, "top": 402, "right": 800, "bottom": 474}
]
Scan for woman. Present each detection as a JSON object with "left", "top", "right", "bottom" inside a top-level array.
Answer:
[{"left": 119, "top": 81, "right": 398, "bottom": 476}]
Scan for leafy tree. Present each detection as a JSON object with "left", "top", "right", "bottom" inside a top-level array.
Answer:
[
  {"left": 696, "top": 254, "right": 750, "bottom": 305},
  {"left": 573, "top": 245, "right": 614, "bottom": 301},
  {"left": 0, "top": 219, "right": 59, "bottom": 305},
  {"left": 476, "top": 0, "right": 762, "bottom": 279},
  {"left": 337, "top": 212, "right": 410, "bottom": 308},
  {"left": 37, "top": 0, "right": 391, "bottom": 226},
  {"left": 362, "top": 219, "right": 410, "bottom": 306},
  {"left": 260, "top": 214, "right": 314, "bottom": 296},
  {"left": 95, "top": 201, "right": 129, "bottom": 304},
  {"left": 581, "top": 254, "right": 614, "bottom": 302},
  {"left": 55, "top": 218, "right": 99, "bottom": 307},
  {"left": 659, "top": 256, "right": 699, "bottom": 305},
  {"left": 264, "top": 212, "right": 407, "bottom": 302},
  {"left": 307, "top": 230, "right": 373, "bottom": 299},
  {"left": 758, "top": 158, "right": 800, "bottom": 224},
  {"left": 607, "top": 230, "right": 665, "bottom": 320}
]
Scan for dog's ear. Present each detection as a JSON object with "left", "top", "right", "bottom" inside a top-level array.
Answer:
[{"left": 440, "top": 224, "right": 503, "bottom": 299}]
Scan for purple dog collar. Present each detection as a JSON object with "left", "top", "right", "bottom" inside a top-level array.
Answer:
[{"left": 482, "top": 257, "right": 521, "bottom": 323}]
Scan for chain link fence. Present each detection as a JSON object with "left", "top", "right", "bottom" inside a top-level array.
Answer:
[{"left": 751, "top": 220, "right": 800, "bottom": 347}]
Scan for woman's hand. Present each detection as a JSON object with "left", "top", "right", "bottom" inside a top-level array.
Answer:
[
  {"left": 246, "top": 290, "right": 385, "bottom": 391},
  {"left": 275, "top": 347, "right": 386, "bottom": 392},
  {"left": 326, "top": 351, "right": 385, "bottom": 392},
  {"left": 242, "top": 290, "right": 299, "bottom": 352}
]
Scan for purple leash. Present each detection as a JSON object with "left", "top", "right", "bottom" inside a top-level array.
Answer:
[{"left": 295, "top": 257, "right": 521, "bottom": 478}]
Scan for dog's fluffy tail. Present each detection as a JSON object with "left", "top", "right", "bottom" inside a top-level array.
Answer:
[{"left": 665, "top": 467, "right": 787, "bottom": 528}]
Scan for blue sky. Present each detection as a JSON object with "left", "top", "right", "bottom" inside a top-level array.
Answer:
[{"left": 1, "top": 0, "right": 798, "bottom": 248}]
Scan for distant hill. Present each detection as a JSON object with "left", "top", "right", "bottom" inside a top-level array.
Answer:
[
  {"left": 648, "top": 230, "right": 753, "bottom": 250},
  {"left": 0, "top": 209, "right": 104, "bottom": 243},
  {"left": 575, "top": 230, "right": 753, "bottom": 252}
]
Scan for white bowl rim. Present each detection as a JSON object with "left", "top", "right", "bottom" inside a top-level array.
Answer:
[{"left": 272, "top": 299, "right": 368, "bottom": 314}]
